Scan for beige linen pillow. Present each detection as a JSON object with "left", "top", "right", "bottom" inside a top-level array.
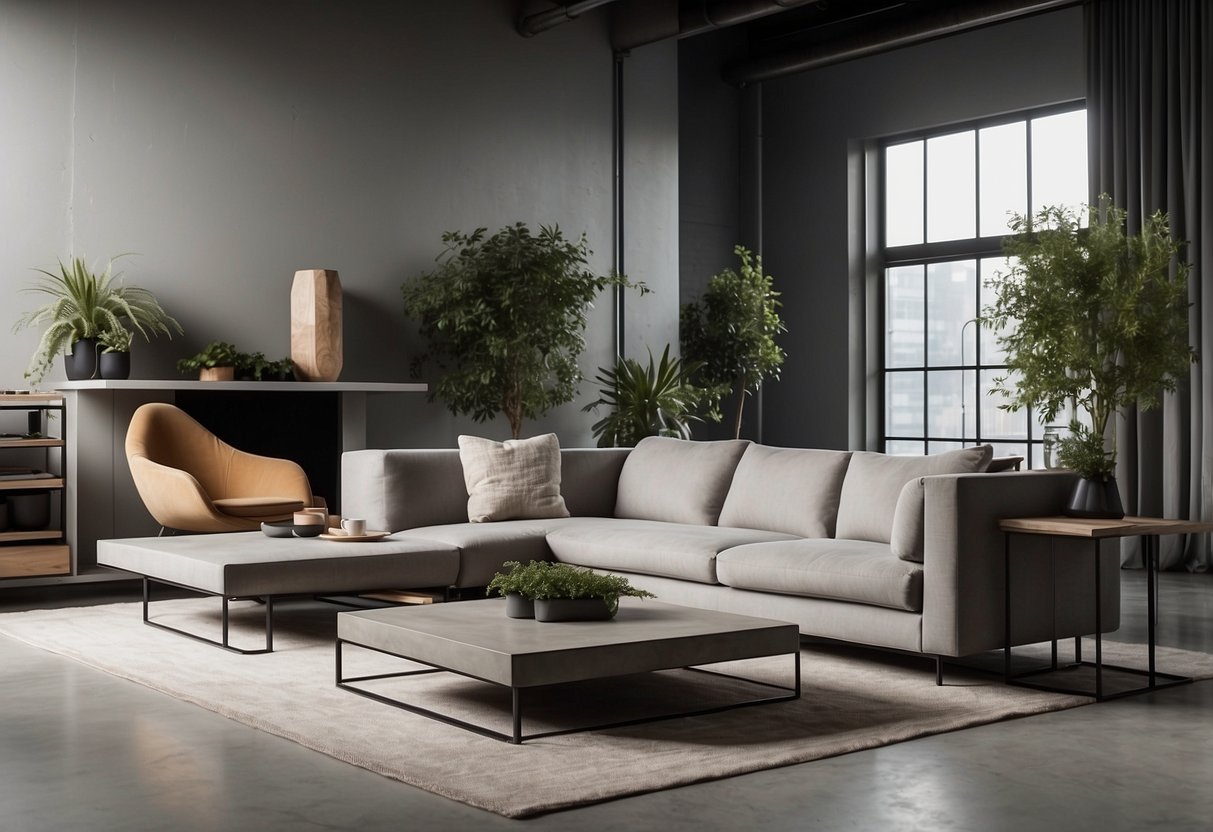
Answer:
[{"left": 457, "top": 433, "right": 570, "bottom": 523}]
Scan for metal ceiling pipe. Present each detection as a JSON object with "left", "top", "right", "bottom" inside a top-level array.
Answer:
[
  {"left": 517, "top": 0, "right": 622, "bottom": 37},
  {"left": 611, "top": 0, "right": 816, "bottom": 51},
  {"left": 723, "top": 0, "right": 1080, "bottom": 84}
]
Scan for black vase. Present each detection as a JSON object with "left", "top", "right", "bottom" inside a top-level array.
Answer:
[
  {"left": 63, "top": 338, "right": 100, "bottom": 380},
  {"left": 99, "top": 351, "right": 131, "bottom": 380},
  {"left": 1063, "top": 476, "right": 1126, "bottom": 519}
]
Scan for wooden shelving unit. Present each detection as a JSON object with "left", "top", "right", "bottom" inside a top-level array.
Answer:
[{"left": 0, "top": 394, "right": 71, "bottom": 581}]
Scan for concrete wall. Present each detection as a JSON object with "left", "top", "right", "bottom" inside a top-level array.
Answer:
[
  {"left": 757, "top": 7, "right": 1086, "bottom": 449},
  {"left": 0, "top": 0, "right": 679, "bottom": 448}
]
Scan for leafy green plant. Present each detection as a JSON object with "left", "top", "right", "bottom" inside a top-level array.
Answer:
[
  {"left": 1055, "top": 425, "right": 1116, "bottom": 480},
  {"left": 581, "top": 345, "right": 703, "bottom": 447},
  {"left": 681, "top": 245, "right": 786, "bottom": 439},
  {"left": 176, "top": 341, "right": 239, "bottom": 373},
  {"left": 486, "top": 560, "right": 655, "bottom": 615},
  {"left": 402, "top": 223, "right": 644, "bottom": 439},
  {"left": 99, "top": 327, "right": 133, "bottom": 354},
  {"left": 982, "top": 196, "right": 1196, "bottom": 473},
  {"left": 264, "top": 357, "right": 296, "bottom": 381},
  {"left": 14, "top": 255, "right": 183, "bottom": 383}
]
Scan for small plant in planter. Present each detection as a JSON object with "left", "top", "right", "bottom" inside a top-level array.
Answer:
[
  {"left": 98, "top": 326, "right": 133, "bottom": 379},
  {"left": 264, "top": 357, "right": 296, "bottom": 382},
  {"left": 487, "top": 560, "right": 655, "bottom": 621},
  {"left": 177, "top": 341, "right": 239, "bottom": 381}
]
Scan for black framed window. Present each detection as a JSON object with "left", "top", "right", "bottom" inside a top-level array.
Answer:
[{"left": 880, "top": 104, "right": 1088, "bottom": 465}]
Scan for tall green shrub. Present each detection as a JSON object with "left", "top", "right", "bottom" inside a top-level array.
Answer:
[
  {"left": 402, "top": 223, "right": 641, "bottom": 439},
  {"left": 681, "top": 245, "right": 786, "bottom": 439}
]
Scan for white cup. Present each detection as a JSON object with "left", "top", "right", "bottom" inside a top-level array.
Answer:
[{"left": 341, "top": 517, "right": 366, "bottom": 537}]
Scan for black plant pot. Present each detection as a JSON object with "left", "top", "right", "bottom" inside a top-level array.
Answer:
[
  {"left": 99, "top": 351, "right": 131, "bottom": 380},
  {"left": 63, "top": 338, "right": 100, "bottom": 380},
  {"left": 1063, "top": 476, "right": 1125, "bottom": 519},
  {"left": 534, "top": 598, "right": 615, "bottom": 622},
  {"left": 505, "top": 593, "right": 535, "bottom": 619}
]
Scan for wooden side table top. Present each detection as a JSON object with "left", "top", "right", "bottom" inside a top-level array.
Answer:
[{"left": 999, "top": 515, "right": 1213, "bottom": 539}]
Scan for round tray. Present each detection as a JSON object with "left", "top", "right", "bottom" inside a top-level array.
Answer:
[{"left": 319, "top": 530, "right": 389, "bottom": 542}]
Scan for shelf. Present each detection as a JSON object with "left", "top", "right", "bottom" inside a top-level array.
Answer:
[
  {"left": 0, "top": 544, "right": 70, "bottom": 579},
  {"left": 0, "top": 439, "right": 64, "bottom": 448},
  {"left": 0, "top": 530, "right": 63, "bottom": 544},
  {"left": 0, "top": 478, "right": 64, "bottom": 491},
  {"left": 0, "top": 393, "right": 63, "bottom": 407}
]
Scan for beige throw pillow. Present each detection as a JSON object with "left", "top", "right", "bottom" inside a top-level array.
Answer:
[{"left": 457, "top": 434, "right": 570, "bottom": 523}]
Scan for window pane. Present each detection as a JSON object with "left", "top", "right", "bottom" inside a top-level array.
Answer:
[
  {"left": 979, "top": 121, "right": 1027, "bottom": 237},
  {"left": 1031, "top": 110, "right": 1088, "bottom": 216},
  {"left": 927, "top": 440, "right": 964, "bottom": 454},
  {"left": 886, "top": 265, "right": 924, "bottom": 368},
  {"left": 926, "top": 131, "right": 976, "bottom": 242},
  {"left": 981, "top": 369, "right": 1028, "bottom": 439},
  {"left": 979, "top": 257, "right": 1016, "bottom": 365},
  {"left": 927, "top": 260, "right": 977, "bottom": 367},
  {"left": 886, "top": 372, "right": 924, "bottom": 437},
  {"left": 886, "top": 439, "right": 925, "bottom": 455},
  {"left": 886, "top": 141, "right": 924, "bottom": 246},
  {"left": 927, "top": 369, "right": 974, "bottom": 438}
]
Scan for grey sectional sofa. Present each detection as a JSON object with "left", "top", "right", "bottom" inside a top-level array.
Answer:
[{"left": 341, "top": 437, "right": 1118, "bottom": 665}]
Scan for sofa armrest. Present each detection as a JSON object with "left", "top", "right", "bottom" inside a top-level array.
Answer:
[{"left": 922, "top": 470, "right": 1120, "bottom": 658}]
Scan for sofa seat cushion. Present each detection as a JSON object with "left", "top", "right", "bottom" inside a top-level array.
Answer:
[
  {"left": 546, "top": 519, "right": 798, "bottom": 584},
  {"left": 392, "top": 518, "right": 583, "bottom": 588},
  {"left": 716, "top": 539, "right": 924, "bottom": 612}
]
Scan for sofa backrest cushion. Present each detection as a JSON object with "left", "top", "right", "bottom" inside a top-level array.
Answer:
[
  {"left": 835, "top": 445, "right": 993, "bottom": 544},
  {"left": 717, "top": 445, "right": 853, "bottom": 538},
  {"left": 614, "top": 437, "right": 750, "bottom": 526},
  {"left": 458, "top": 433, "right": 570, "bottom": 523}
]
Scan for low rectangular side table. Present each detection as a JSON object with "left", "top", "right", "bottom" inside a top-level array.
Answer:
[
  {"left": 999, "top": 515, "right": 1213, "bottom": 700},
  {"left": 336, "top": 598, "right": 801, "bottom": 744}
]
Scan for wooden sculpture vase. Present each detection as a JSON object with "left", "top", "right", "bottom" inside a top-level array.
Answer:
[{"left": 290, "top": 269, "right": 343, "bottom": 382}]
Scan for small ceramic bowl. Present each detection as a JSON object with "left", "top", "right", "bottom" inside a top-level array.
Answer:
[
  {"left": 291, "top": 523, "right": 323, "bottom": 538},
  {"left": 261, "top": 521, "right": 294, "bottom": 538}
]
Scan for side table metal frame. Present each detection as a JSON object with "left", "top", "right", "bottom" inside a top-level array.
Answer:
[{"left": 1002, "top": 530, "right": 1192, "bottom": 701}]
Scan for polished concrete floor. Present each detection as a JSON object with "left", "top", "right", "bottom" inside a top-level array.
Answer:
[{"left": 1, "top": 571, "right": 1210, "bottom": 831}]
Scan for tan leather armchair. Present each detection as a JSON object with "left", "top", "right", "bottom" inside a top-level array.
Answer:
[{"left": 125, "top": 402, "right": 314, "bottom": 533}]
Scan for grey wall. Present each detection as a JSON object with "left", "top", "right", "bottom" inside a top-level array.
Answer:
[
  {"left": 757, "top": 8, "right": 1086, "bottom": 449},
  {"left": 1, "top": 0, "right": 679, "bottom": 448}
]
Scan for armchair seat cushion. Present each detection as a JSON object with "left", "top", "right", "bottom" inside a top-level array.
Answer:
[
  {"left": 212, "top": 497, "right": 306, "bottom": 518},
  {"left": 716, "top": 539, "right": 924, "bottom": 612}
]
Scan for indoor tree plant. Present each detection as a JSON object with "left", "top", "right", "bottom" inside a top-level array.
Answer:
[
  {"left": 681, "top": 245, "right": 786, "bottom": 439},
  {"left": 983, "top": 196, "right": 1196, "bottom": 517},
  {"left": 487, "top": 560, "right": 655, "bottom": 621},
  {"left": 402, "top": 223, "right": 644, "bottom": 439},
  {"left": 581, "top": 345, "right": 704, "bottom": 447},
  {"left": 14, "top": 255, "right": 183, "bottom": 384}
]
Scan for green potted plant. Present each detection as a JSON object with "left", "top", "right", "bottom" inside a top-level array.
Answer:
[
  {"left": 581, "top": 345, "right": 704, "bottom": 447},
  {"left": 176, "top": 341, "right": 240, "bottom": 381},
  {"left": 486, "top": 560, "right": 655, "bottom": 621},
  {"left": 97, "top": 326, "right": 133, "bottom": 380},
  {"left": 681, "top": 245, "right": 787, "bottom": 439},
  {"left": 14, "top": 255, "right": 183, "bottom": 384},
  {"left": 263, "top": 357, "right": 296, "bottom": 382},
  {"left": 402, "top": 223, "right": 645, "bottom": 439},
  {"left": 983, "top": 196, "right": 1196, "bottom": 517}
]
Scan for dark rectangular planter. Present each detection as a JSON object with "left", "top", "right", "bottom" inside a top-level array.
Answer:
[{"left": 534, "top": 598, "right": 614, "bottom": 622}]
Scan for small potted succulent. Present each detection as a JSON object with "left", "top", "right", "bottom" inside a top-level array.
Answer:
[
  {"left": 98, "top": 326, "right": 133, "bottom": 380},
  {"left": 177, "top": 341, "right": 239, "bottom": 381},
  {"left": 487, "top": 560, "right": 655, "bottom": 621}
]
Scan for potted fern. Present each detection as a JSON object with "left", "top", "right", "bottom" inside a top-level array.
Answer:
[
  {"left": 487, "top": 560, "right": 655, "bottom": 621},
  {"left": 98, "top": 326, "right": 133, "bottom": 380},
  {"left": 14, "top": 255, "right": 182, "bottom": 384},
  {"left": 983, "top": 197, "right": 1196, "bottom": 517}
]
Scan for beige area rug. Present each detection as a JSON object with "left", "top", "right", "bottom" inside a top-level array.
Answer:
[{"left": 3, "top": 600, "right": 1212, "bottom": 818}]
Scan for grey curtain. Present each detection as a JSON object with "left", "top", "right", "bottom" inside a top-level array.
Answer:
[{"left": 1087, "top": 0, "right": 1212, "bottom": 571}]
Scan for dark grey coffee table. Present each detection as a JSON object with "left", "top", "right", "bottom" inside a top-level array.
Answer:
[{"left": 335, "top": 598, "right": 800, "bottom": 743}]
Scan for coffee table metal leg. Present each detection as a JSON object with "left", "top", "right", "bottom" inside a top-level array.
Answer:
[
  {"left": 141, "top": 576, "right": 274, "bottom": 655},
  {"left": 512, "top": 688, "right": 522, "bottom": 744}
]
